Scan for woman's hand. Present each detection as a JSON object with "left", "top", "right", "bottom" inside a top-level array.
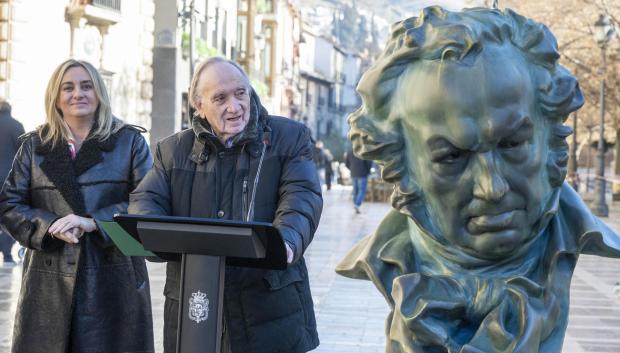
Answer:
[
  {"left": 48, "top": 214, "right": 97, "bottom": 243},
  {"left": 52, "top": 227, "right": 82, "bottom": 244}
]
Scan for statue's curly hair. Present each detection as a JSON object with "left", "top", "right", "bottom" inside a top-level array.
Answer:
[{"left": 349, "top": 6, "right": 584, "bottom": 213}]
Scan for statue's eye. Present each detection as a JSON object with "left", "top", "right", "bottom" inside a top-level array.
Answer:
[
  {"left": 498, "top": 139, "right": 526, "bottom": 149},
  {"left": 434, "top": 149, "right": 469, "bottom": 164}
]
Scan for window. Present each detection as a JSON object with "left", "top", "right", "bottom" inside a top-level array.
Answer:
[
  {"left": 91, "top": 0, "right": 121, "bottom": 12},
  {"left": 261, "top": 25, "right": 273, "bottom": 80},
  {"left": 257, "top": 0, "right": 274, "bottom": 14},
  {"left": 238, "top": 0, "right": 248, "bottom": 12},
  {"left": 214, "top": 8, "right": 228, "bottom": 54},
  {"left": 237, "top": 17, "right": 247, "bottom": 59},
  {"left": 221, "top": 10, "right": 227, "bottom": 54}
]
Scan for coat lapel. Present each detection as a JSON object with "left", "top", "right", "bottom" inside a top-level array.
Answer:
[
  {"left": 37, "top": 139, "right": 86, "bottom": 215},
  {"left": 36, "top": 130, "right": 117, "bottom": 216},
  {"left": 73, "top": 134, "right": 115, "bottom": 176}
]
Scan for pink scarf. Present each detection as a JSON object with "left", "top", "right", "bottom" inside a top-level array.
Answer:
[{"left": 62, "top": 120, "right": 78, "bottom": 160}]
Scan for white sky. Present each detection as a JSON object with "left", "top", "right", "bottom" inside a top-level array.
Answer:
[{"left": 404, "top": 0, "right": 487, "bottom": 12}]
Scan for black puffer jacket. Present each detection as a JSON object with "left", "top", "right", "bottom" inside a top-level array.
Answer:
[
  {"left": 0, "top": 124, "right": 154, "bottom": 353},
  {"left": 0, "top": 110, "right": 24, "bottom": 183},
  {"left": 129, "top": 94, "right": 322, "bottom": 353}
]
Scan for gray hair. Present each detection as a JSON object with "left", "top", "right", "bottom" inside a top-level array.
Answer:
[
  {"left": 349, "top": 6, "right": 583, "bottom": 212},
  {"left": 189, "top": 57, "right": 252, "bottom": 115}
]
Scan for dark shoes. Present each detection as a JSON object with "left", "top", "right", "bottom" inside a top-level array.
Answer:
[{"left": 354, "top": 206, "right": 361, "bottom": 214}]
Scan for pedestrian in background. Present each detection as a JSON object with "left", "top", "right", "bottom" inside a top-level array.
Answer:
[
  {"left": 129, "top": 57, "right": 322, "bottom": 353},
  {"left": 313, "top": 141, "right": 334, "bottom": 190},
  {"left": 324, "top": 146, "right": 334, "bottom": 190},
  {"left": 0, "top": 59, "right": 154, "bottom": 353},
  {"left": 0, "top": 100, "right": 24, "bottom": 266},
  {"left": 345, "top": 149, "right": 373, "bottom": 214}
]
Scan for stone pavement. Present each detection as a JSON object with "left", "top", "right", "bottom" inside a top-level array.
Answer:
[{"left": 1, "top": 186, "right": 620, "bottom": 352}]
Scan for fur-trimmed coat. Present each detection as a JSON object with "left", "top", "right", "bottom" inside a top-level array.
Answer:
[{"left": 0, "top": 125, "right": 154, "bottom": 353}]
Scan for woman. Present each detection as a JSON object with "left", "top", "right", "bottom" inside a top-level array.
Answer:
[{"left": 0, "top": 59, "right": 154, "bottom": 353}]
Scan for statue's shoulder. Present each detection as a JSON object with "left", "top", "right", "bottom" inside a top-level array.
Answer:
[
  {"left": 556, "top": 183, "right": 620, "bottom": 256},
  {"left": 336, "top": 209, "right": 415, "bottom": 302}
]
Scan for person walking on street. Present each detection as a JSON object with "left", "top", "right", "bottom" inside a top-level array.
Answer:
[
  {"left": 345, "top": 149, "right": 373, "bottom": 214},
  {"left": 313, "top": 141, "right": 334, "bottom": 190},
  {"left": 0, "top": 100, "right": 24, "bottom": 266},
  {"left": 0, "top": 59, "right": 155, "bottom": 353},
  {"left": 129, "top": 57, "right": 322, "bottom": 353},
  {"left": 324, "top": 147, "right": 334, "bottom": 190}
]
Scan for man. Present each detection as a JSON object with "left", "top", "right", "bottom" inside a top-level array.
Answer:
[
  {"left": 313, "top": 141, "right": 333, "bottom": 190},
  {"left": 129, "top": 58, "right": 322, "bottom": 353},
  {"left": 336, "top": 7, "right": 620, "bottom": 353},
  {"left": 345, "top": 149, "right": 372, "bottom": 213},
  {"left": 323, "top": 146, "right": 333, "bottom": 190},
  {"left": 0, "top": 100, "right": 24, "bottom": 266}
]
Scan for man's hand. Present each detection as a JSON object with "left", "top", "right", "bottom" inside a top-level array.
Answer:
[
  {"left": 48, "top": 214, "right": 97, "bottom": 243},
  {"left": 285, "top": 242, "right": 294, "bottom": 264}
]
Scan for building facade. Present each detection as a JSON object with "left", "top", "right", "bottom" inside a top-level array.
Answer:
[
  {"left": 151, "top": 0, "right": 240, "bottom": 145},
  {"left": 1, "top": 0, "right": 154, "bottom": 136}
]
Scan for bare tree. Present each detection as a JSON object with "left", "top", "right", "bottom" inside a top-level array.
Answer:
[{"left": 503, "top": 0, "right": 620, "bottom": 174}]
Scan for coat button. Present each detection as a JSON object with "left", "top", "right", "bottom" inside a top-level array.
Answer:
[
  {"left": 217, "top": 210, "right": 225, "bottom": 218},
  {"left": 45, "top": 258, "right": 52, "bottom": 266}
]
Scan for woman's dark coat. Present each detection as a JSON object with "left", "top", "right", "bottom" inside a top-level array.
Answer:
[
  {"left": 0, "top": 125, "right": 154, "bottom": 353},
  {"left": 129, "top": 94, "right": 322, "bottom": 353}
]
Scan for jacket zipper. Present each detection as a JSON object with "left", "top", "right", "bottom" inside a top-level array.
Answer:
[{"left": 242, "top": 178, "right": 249, "bottom": 221}]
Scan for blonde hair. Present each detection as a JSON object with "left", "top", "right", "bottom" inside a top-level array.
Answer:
[
  {"left": 41, "top": 59, "right": 122, "bottom": 147},
  {"left": 188, "top": 57, "right": 251, "bottom": 116}
]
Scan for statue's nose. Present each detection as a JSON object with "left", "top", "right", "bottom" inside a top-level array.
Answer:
[{"left": 472, "top": 152, "right": 509, "bottom": 201}]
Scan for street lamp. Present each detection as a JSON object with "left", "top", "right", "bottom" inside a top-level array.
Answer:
[
  {"left": 568, "top": 111, "right": 579, "bottom": 190},
  {"left": 591, "top": 14, "right": 615, "bottom": 217}
]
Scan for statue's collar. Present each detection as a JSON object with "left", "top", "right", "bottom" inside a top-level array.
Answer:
[
  {"left": 336, "top": 183, "right": 620, "bottom": 305},
  {"left": 407, "top": 189, "right": 560, "bottom": 276}
]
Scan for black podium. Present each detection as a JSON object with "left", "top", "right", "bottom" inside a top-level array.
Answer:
[{"left": 114, "top": 214, "right": 287, "bottom": 353}]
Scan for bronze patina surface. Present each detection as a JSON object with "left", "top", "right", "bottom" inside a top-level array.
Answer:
[{"left": 336, "top": 6, "right": 620, "bottom": 353}]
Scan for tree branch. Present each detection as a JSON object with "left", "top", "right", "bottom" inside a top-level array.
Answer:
[{"left": 562, "top": 53, "right": 594, "bottom": 73}]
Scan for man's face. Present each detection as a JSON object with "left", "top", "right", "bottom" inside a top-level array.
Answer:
[
  {"left": 398, "top": 44, "right": 554, "bottom": 259},
  {"left": 195, "top": 62, "right": 251, "bottom": 142}
]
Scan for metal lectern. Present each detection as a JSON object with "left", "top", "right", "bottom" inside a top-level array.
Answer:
[{"left": 113, "top": 214, "right": 287, "bottom": 353}]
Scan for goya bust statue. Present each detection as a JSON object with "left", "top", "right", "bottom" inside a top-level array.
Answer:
[{"left": 336, "top": 6, "right": 620, "bottom": 353}]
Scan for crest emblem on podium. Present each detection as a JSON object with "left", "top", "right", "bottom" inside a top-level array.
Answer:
[{"left": 189, "top": 291, "right": 209, "bottom": 323}]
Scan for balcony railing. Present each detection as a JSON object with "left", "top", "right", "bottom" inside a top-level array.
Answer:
[
  {"left": 67, "top": 0, "right": 122, "bottom": 27},
  {"left": 92, "top": 0, "right": 121, "bottom": 13}
]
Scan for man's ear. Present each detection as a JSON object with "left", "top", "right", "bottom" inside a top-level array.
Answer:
[{"left": 192, "top": 96, "right": 202, "bottom": 113}]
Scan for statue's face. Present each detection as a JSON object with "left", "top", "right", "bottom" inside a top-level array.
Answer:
[{"left": 398, "top": 44, "right": 554, "bottom": 259}]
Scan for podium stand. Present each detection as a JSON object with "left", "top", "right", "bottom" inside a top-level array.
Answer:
[{"left": 114, "top": 214, "right": 287, "bottom": 353}]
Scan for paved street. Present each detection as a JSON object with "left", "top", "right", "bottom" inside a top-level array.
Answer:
[{"left": 1, "top": 186, "right": 620, "bottom": 352}]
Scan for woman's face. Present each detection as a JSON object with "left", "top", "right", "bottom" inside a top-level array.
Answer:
[{"left": 56, "top": 66, "right": 99, "bottom": 123}]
